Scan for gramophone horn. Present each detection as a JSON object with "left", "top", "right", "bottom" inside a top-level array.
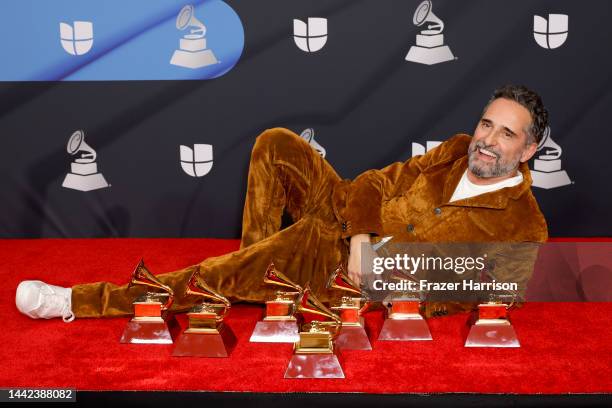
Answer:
[
  {"left": 296, "top": 285, "right": 342, "bottom": 334},
  {"left": 413, "top": 0, "right": 432, "bottom": 25},
  {"left": 326, "top": 264, "right": 361, "bottom": 296},
  {"left": 66, "top": 129, "right": 97, "bottom": 162},
  {"left": 326, "top": 264, "right": 372, "bottom": 315},
  {"left": 175, "top": 4, "right": 205, "bottom": 36},
  {"left": 412, "top": 0, "right": 444, "bottom": 33},
  {"left": 263, "top": 262, "right": 303, "bottom": 293},
  {"left": 128, "top": 259, "right": 174, "bottom": 310},
  {"left": 536, "top": 126, "right": 550, "bottom": 150},
  {"left": 185, "top": 268, "right": 231, "bottom": 319}
]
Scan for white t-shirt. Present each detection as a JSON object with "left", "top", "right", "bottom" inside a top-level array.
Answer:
[{"left": 450, "top": 170, "right": 524, "bottom": 202}]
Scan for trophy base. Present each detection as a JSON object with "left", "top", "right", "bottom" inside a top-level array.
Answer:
[
  {"left": 378, "top": 316, "right": 433, "bottom": 341},
  {"left": 170, "top": 49, "right": 219, "bottom": 69},
  {"left": 335, "top": 325, "right": 372, "bottom": 350},
  {"left": 405, "top": 45, "right": 455, "bottom": 65},
  {"left": 531, "top": 170, "right": 571, "bottom": 189},
  {"left": 465, "top": 320, "right": 520, "bottom": 348},
  {"left": 284, "top": 353, "right": 345, "bottom": 379},
  {"left": 62, "top": 172, "right": 109, "bottom": 192},
  {"left": 119, "top": 315, "right": 180, "bottom": 344},
  {"left": 249, "top": 320, "right": 300, "bottom": 343},
  {"left": 172, "top": 323, "right": 237, "bottom": 357}
]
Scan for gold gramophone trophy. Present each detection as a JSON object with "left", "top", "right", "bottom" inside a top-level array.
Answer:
[
  {"left": 120, "top": 259, "right": 179, "bottom": 344},
  {"left": 249, "top": 263, "right": 302, "bottom": 343},
  {"left": 284, "top": 285, "right": 344, "bottom": 379},
  {"left": 378, "top": 268, "right": 432, "bottom": 341},
  {"left": 325, "top": 264, "right": 372, "bottom": 350},
  {"left": 172, "top": 268, "right": 236, "bottom": 357},
  {"left": 465, "top": 294, "right": 519, "bottom": 347}
]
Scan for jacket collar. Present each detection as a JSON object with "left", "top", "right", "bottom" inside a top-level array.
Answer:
[{"left": 442, "top": 156, "right": 533, "bottom": 209}]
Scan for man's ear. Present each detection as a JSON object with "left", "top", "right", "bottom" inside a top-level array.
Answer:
[{"left": 520, "top": 142, "right": 538, "bottom": 163}]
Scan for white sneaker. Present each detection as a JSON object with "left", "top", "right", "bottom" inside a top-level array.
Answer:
[{"left": 15, "top": 280, "right": 75, "bottom": 322}]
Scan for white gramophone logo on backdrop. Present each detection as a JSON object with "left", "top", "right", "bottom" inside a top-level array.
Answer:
[
  {"left": 533, "top": 14, "right": 568, "bottom": 49},
  {"left": 170, "top": 4, "right": 219, "bottom": 69},
  {"left": 530, "top": 127, "right": 572, "bottom": 189},
  {"left": 59, "top": 21, "right": 94, "bottom": 56},
  {"left": 293, "top": 18, "right": 328, "bottom": 52},
  {"left": 405, "top": 0, "right": 455, "bottom": 65},
  {"left": 62, "top": 130, "right": 109, "bottom": 191},
  {"left": 411, "top": 140, "right": 441, "bottom": 157},
  {"left": 180, "top": 144, "right": 213, "bottom": 177},
  {"left": 299, "top": 128, "right": 326, "bottom": 158}
]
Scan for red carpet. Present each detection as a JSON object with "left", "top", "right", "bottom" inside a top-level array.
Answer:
[{"left": 1, "top": 238, "right": 611, "bottom": 393}]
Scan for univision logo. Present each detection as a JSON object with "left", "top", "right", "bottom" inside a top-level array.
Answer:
[
  {"left": 533, "top": 14, "right": 568, "bottom": 49},
  {"left": 60, "top": 21, "right": 94, "bottom": 56},
  {"left": 180, "top": 144, "right": 213, "bottom": 177},
  {"left": 293, "top": 18, "right": 328, "bottom": 52},
  {"left": 411, "top": 141, "right": 441, "bottom": 157}
]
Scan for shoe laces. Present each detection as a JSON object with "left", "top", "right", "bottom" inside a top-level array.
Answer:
[{"left": 39, "top": 288, "right": 75, "bottom": 323}]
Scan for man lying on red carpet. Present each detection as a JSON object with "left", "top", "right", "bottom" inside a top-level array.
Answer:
[{"left": 15, "top": 84, "right": 549, "bottom": 322}]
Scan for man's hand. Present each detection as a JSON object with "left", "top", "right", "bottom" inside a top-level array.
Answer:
[{"left": 348, "top": 234, "right": 371, "bottom": 286}]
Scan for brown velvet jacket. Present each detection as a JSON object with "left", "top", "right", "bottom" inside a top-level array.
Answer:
[{"left": 331, "top": 133, "right": 548, "bottom": 316}]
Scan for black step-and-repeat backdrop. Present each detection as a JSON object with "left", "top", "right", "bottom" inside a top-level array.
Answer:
[{"left": 0, "top": 0, "right": 610, "bottom": 238}]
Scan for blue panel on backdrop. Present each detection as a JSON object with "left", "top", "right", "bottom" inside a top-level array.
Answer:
[{"left": 0, "top": 0, "right": 244, "bottom": 81}]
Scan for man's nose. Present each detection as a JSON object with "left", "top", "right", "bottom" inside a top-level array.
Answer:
[{"left": 482, "top": 129, "right": 499, "bottom": 146}]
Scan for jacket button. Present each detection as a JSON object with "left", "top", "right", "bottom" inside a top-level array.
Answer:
[
  {"left": 406, "top": 224, "right": 414, "bottom": 232},
  {"left": 434, "top": 207, "right": 442, "bottom": 215}
]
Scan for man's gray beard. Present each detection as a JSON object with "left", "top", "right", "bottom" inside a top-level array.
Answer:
[{"left": 468, "top": 147, "right": 520, "bottom": 178}]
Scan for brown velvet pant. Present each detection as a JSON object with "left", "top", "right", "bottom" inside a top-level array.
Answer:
[{"left": 72, "top": 128, "right": 349, "bottom": 318}]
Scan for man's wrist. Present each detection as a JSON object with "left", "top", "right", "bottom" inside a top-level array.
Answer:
[{"left": 349, "top": 234, "right": 371, "bottom": 251}]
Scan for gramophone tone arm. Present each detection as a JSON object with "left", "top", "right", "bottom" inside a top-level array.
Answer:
[
  {"left": 329, "top": 315, "right": 343, "bottom": 339},
  {"left": 189, "top": 19, "right": 206, "bottom": 37},
  {"left": 78, "top": 150, "right": 97, "bottom": 162},
  {"left": 158, "top": 283, "right": 175, "bottom": 311},
  {"left": 542, "top": 148, "right": 561, "bottom": 159},
  {"left": 162, "top": 295, "right": 174, "bottom": 311},
  {"left": 193, "top": 292, "right": 231, "bottom": 319},
  {"left": 426, "top": 20, "right": 444, "bottom": 33},
  {"left": 358, "top": 299, "right": 373, "bottom": 315},
  {"left": 141, "top": 291, "right": 175, "bottom": 311},
  {"left": 310, "top": 318, "right": 343, "bottom": 338},
  {"left": 218, "top": 297, "right": 231, "bottom": 320},
  {"left": 154, "top": 289, "right": 175, "bottom": 311},
  {"left": 317, "top": 309, "right": 343, "bottom": 339}
]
